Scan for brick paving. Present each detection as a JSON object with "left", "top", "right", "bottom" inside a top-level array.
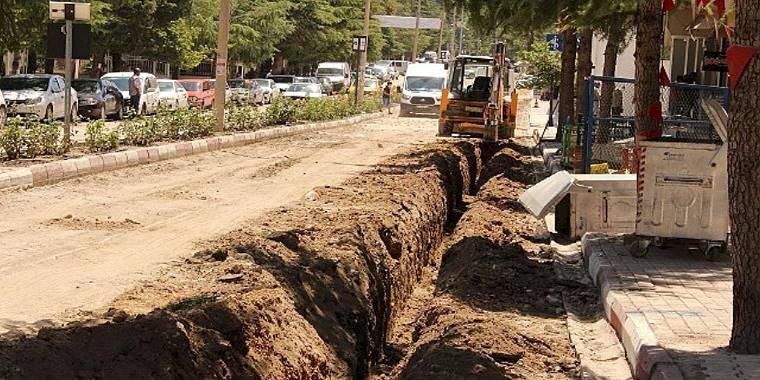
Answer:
[{"left": 583, "top": 233, "right": 760, "bottom": 379}]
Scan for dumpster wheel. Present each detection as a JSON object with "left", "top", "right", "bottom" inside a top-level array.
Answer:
[{"left": 704, "top": 242, "right": 727, "bottom": 262}]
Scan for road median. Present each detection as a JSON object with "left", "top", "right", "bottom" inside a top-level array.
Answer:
[{"left": 0, "top": 110, "right": 389, "bottom": 192}]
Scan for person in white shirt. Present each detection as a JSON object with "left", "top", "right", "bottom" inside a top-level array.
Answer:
[{"left": 128, "top": 68, "right": 143, "bottom": 114}]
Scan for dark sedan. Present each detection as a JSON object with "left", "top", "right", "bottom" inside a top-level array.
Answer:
[{"left": 72, "top": 79, "right": 125, "bottom": 120}]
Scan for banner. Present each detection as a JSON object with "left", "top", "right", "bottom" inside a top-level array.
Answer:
[{"left": 373, "top": 15, "right": 442, "bottom": 30}]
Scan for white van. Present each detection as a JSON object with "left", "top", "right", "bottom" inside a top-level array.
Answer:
[
  {"left": 316, "top": 62, "right": 351, "bottom": 93},
  {"left": 399, "top": 63, "right": 447, "bottom": 117},
  {"left": 101, "top": 72, "right": 160, "bottom": 115}
]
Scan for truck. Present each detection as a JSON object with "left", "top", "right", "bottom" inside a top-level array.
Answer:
[
  {"left": 316, "top": 62, "right": 351, "bottom": 93},
  {"left": 399, "top": 63, "right": 447, "bottom": 117}
]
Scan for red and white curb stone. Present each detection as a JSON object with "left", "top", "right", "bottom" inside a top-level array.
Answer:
[
  {"left": 0, "top": 111, "right": 386, "bottom": 191},
  {"left": 581, "top": 233, "right": 685, "bottom": 380}
]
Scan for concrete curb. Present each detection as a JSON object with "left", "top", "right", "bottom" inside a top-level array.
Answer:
[
  {"left": 0, "top": 111, "right": 389, "bottom": 192},
  {"left": 581, "top": 233, "right": 685, "bottom": 380}
]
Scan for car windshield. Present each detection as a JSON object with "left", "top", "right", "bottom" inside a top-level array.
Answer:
[
  {"left": 158, "top": 82, "right": 174, "bottom": 92},
  {"left": 0, "top": 77, "right": 49, "bottom": 91},
  {"left": 181, "top": 82, "right": 202, "bottom": 91},
  {"left": 316, "top": 68, "right": 343, "bottom": 76},
  {"left": 72, "top": 80, "right": 99, "bottom": 93},
  {"left": 254, "top": 79, "right": 270, "bottom": 88},
  {"left": 270, "top": 76, "right": 294, "bottom": 84},
  {"left": 228, "top": 80, "right": 246, "bottom": 88},
  {"left": 365, "top": 80, "right": 378, "bottom": 88},
  {"left": 405, "top": 76, "right": 445, "bottom": 92},
  {"left": 287, "top": 84, "right": 320, "bottom": 92},
  {"left": 108, "top": 78, "right": 130, "bottom": 91}
]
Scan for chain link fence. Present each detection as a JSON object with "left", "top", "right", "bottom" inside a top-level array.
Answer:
[{"left": 581, "top": 76, "right": 729, "bottom": 172}]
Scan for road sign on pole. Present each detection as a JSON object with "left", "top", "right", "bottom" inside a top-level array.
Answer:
[
  {"left": 50, "top": 1, "right": 90, "bottom": 146},
  {"left": 352, "top": 35, "right": 368, "bottom": 106},
  {"left": 546, "top": 33, "right": 563, "bottom": 52}
]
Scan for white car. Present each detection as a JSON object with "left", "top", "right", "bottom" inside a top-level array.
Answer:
[
  {"left": 254, "top": 79, "right": 278, "bottom": 103},
  {"left": 157, "top": 79, "right": 189, "bottom": 110},
  {"left": 101, "top": 72, "right": 161, "bottom": 115},
  {"left": 0, "top": 74, "right": 77, "bottom": 121},
  {"left": 399, "top": 63, "right": 447, "bottom": 117},
  {"left": 316, "top": 62, "right": 351, "bottom": 92},
  {"left": 283, "top": 83, "right": 324, "bottom": 99}
]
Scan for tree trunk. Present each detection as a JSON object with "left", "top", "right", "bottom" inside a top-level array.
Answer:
[
  {"left": 558, "top": 27, "right": 577, "bottom": 137},
  {"left": 597, "top": 32, "right": 621, "bottom": 143},
  {"left": 633, "top": 0, "right": 663, "bottom": 136},
  {"left": 575, "top": 29, "right": 593, "bottom": 123},
  {"left": 729, "top": 0, "right": 760, "bottom": 354}
]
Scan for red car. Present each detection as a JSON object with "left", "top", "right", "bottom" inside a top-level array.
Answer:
[{"left": 178, "top": 79, "right": 215, "bottom": 109}]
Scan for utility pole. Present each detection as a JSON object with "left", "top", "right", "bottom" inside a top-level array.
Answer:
[
  {"left": 436, "top": 6, "right": 445, "bottom": 59},
  {"left": 449, "top": 9, "right": 457, "bottom": 57},
  {"left": 63, "top": 7, "right": 73, "bottom": 146},
  {"left": 358, "top": 0, "right": 370, "bottom": 103},
  {"left": 213, "top": 0, "right": 231, "bottom": 132},
  {"left": 458, "top": 7, "right": 464, "bottom": 55},
  {"left": 411, "top": 0, "right": 421, "bottom": 61}
]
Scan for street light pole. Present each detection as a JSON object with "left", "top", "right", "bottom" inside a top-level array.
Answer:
[
  {"left": 213, "top": 0, "right": 231, "bottom": 132},
  {"left": 63, "top": 17, "right": 72, "bottom": 146},
  {"left": 358, "top": 0, "right": 370, "bottom": 103},
  {"left": 411, "top": 0, "right": 421, "bottom": 61}
]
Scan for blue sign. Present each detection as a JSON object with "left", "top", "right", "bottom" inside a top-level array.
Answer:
[{"left": 546, "top": 33, "right": 563, "bottom": 52}]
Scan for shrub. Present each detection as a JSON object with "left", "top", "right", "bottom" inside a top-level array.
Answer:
[
  {"left": 0, "top": 118, "right": 28, "bottom": 159},
  {"left": 85, "top": 119, "right": 120, "bottom": 152},
  {"left": 119, "top": 117, "right": 158, "bottom": 146},
  {"left": 227, "top": 105, "right": 263, "bottom": 131},
  {"left": 0, "top": 117, "right": 67, "bottom": 159},
  {"left": 264, "top": 97, "right": 298, "bottom": 125}
]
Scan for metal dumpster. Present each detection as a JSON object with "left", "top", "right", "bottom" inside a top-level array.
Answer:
[{"left": 630, "top": 100, "right": 729, "bottom": 259}]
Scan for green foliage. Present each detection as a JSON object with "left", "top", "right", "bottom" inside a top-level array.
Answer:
[
  {"left": 119, "top": 108, "right": 215, "bottom": 146},
  {"left": 264, "top": 97, "right": 299, "bottom": 125},
  {"left": 0, "top": 117, "right": 66, "bottom": 160},
  {"left": 227, "top": 105, "right": 265, "bottom": 131},
  {"left": 520, "top": 42, "right": 562, "bottom": 89},
  {"left": 85, "top": 119, "right": 120, "bottom": 152}
]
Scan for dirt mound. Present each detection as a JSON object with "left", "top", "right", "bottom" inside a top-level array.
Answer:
[
  {"left": 0, "top": 141, "right": 482, "bottom": 379},
  {"left": 381, "top": 144, "right": 579, "bottom": 380}
]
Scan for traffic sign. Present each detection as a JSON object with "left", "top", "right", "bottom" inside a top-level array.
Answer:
[
  {"left": 546, "top": 33, "right": 563, "bottom": 52},
  {"left": 49, "top": 1, "right": 90, "bottom": 21},
  {"left": 352, "top": 35, "right": 368, "bottom": 52}
]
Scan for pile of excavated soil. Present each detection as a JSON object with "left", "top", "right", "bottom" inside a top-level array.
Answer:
[
  {"left": 377, "top": 140, "right": 582, "bottom": 380},
  {"left": 0, "top": 141, "right": 483, "bottom": 379}
]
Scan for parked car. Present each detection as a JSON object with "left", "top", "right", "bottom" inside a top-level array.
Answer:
[
  {"left": 101, "top": 72, "right": 160, "bottom": 115},
  {"left": 253, "top": 79, "right": 278, "bottom": 104},
  {"left": 0, "top": 90, "right": 6, "bottom": 128},
  {"left": 268, "top": 75, "right": 296, "bottom": 93},
  {"left": 318, "top": 77, "right": 334, "bottom": 95},
  {"left": 72, "top": 78, "right": 125, "bottom": 120},
  {"left": 316, "top": 62, "right": 351, "bottom": 92},
  {"left": 179, "top": 79, "right": 214, "bottom": 109},
  {"left": 157, "top": 79, "right": 189, "bottom": 110},
  {"left": 364, "top": 78, "right": 381, "bottom": 95},
  {"left": 0, "top": 74, "right": 77, "bottom": 121},
  {"left": 368, "top": 65, "right": 393, "bottom": 82},
  {"left": 209, "top": 79, "right": 232, "bottom": 103},
  {"left": 283, "top": 83, "right": 324, "bottom": 99},
  {"left": 228, "top": 79, "right": 250, "bottom": 104}
]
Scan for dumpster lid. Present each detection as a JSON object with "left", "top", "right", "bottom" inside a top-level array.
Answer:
[
  {"left": 701, "top": 99, "right": 727, "bottom": 143},
  {"left": 519, "top": 171, "right": 575, "bottom": 219}
]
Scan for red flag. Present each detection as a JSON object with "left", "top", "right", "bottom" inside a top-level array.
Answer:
[
  {"left": 659, "top": 67, "right": 670, "bottom": 85},
  {"left": 663, "top": 0, "right": 675, "bottom": 12},
  {"left": 727, "top": 45, "right": 758, "bottom": 90}
]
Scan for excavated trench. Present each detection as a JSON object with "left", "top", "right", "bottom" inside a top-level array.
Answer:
[{"left": 0, "top": 139, "right": 582, "bottom": 379}]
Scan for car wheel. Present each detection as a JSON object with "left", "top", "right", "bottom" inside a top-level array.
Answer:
[
  {"left": 0, "top": 105, "right": 6, "bottom": 128},
  {"left": 44, "top": 104, "right": 53, "bottom": 122}
]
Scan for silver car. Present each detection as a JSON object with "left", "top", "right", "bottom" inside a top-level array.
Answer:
[
  {"left": 253, "top": 79, "right": 278, "bottom": 104},
  {"left": 0, "top": 74, "right": 78, "bottom": 120}
]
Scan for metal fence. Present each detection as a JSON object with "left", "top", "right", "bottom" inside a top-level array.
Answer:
[{"left": 581, "top": 75, "right": 730, "bottom": 172}]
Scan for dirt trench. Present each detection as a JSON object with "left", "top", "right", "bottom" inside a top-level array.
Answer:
[
  {"left": 374, "top": 142, "right": 585, "bottom": 379},
  {"left": 0, "top": 141, "right": 484, "bottom": 379}
]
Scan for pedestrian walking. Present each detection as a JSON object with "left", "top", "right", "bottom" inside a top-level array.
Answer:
[
  {"left": 128, "top": 68, "right": 143, "bottom": 114},
  {"left": 382, "top": 81, "right": 392, "bottom": 114}
]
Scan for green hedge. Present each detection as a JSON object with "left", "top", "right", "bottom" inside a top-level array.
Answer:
[{"left": 0, "top": 94, "right": 388, "bottom": 160}]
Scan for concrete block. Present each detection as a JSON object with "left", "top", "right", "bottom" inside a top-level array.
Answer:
[
  {"left": 88, "top": 155, "right": 105, "bottom": 173},
  {"left": 45, "top": 162, "right": 64, "bottom": 184},
  {"left": 72, "top": 157, "right": 92, "bottom": 175},
  {"left": 112, "top": 152, "right": 129, "bottom": 169},
  {"left": 124, "top": 150, "right": 140, "bottom": 166},
  {"left": 158, "top": 144, "right": 176, "bottom": 160},
  {"left": 101, "top": 154, "right": 118, "bottom": 171},
  {"left": 29, "top": 165, "right": 48, "bottom": 186},
  {"left": 146, "top": 147, "right": 160, "bottom": 162},
  {"left": 135, "top": 148, "right": 150, "bottom": 164},
  {"left": 7, "top": 169, "right": 33, "bottom": 188},
  {"left": 60, "top": 159, "right": 79, "bottom": 179}
]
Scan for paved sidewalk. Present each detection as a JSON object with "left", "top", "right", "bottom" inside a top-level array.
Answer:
[{"left": 582, "top": 233, "right": 760, "bottom": 380}]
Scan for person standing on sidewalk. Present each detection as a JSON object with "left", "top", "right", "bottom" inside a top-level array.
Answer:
[
  {"left": 382, "top": 81, "right": 392, "bottom": 114},
  {"left": 128, "top": 68, "right": 143, "bottom": 114}
]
